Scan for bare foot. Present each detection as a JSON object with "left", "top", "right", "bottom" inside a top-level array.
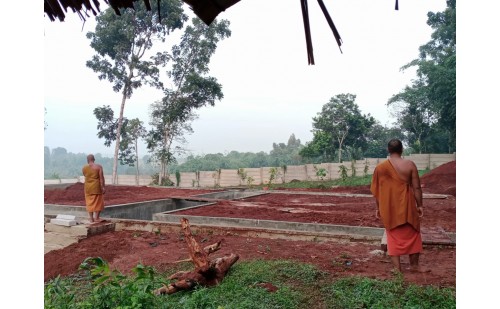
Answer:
[
  {"left": 390, "top": 268, "right": 403, "bottom": 276},
  {"left": 94, "top": 219, "right": 103, "bottom": 223}
]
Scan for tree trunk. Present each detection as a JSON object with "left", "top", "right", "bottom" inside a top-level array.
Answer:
[
  {"left": 153, "top": 218, "right": 239, "bottom": 295},
  {"left": 135, "top": 138, "right": 140, "bottom": 186},
  {"left": 112, "top": 92, "right": 128, "bottom": 185}
]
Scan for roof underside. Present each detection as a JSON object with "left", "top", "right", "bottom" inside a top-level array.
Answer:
[
  {"left": 44, "top": 0, "right": 399, "bottom": 65},
  {"left": 44, "top": 0, "right": 240, "bottom": 24}
]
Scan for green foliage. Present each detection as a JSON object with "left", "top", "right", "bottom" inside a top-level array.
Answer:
[
  {"left": 237, "top": 168, "right": 248, "bottom": 185},
  {"left": 150, "top": 173, "right": 174, "bottom": 186},
  {"left": 146, "top": 17, "right": 231, "bottom": 182},
  {"left": 389, "top": 0, "right": 456, "bottom": 153},
  {"left": 86, "top": 1, "right": 187, "bottom": 182},
  {"left": 246, "top": 176, "right": 255, "bottom": 188},
  {"left": 78, "top": 257, "right": 163, "bottom": 308},
  {"left": 44, "top": 147, "right": 156, "bottom": 179},
  {"left": 44, "top": 275, "right": 76, "bottom": 308},
  {"left": 45, "top": 259, "right": 455, "bottom": 309},
  {"left": 313, "top": 165, "right": 328, "bottom": 181},
  {"left": 175, "top": 170, "right": 181, "bottom": 186},
  {"left": 363, "top": 160, "right": 370, "bottom": 177},
  {"left": 267, "top": 167, "right": 280, "bottom": 187},
  {"left": 93, "top": 107, "right": 147, "bottom": 168},
  {"left": 48, "top": 172, "right": 61, "bottom": 180},
  {"left": 323, "top": 276, "right": 455, "bottom": 308},
  {"left": 338, "top": 165, "right": 349, "bottom": 182},
  {"left": 350, "top": 160, "right": 356, "bottom": 177},
  {"left": 303, "top": 93, "right": 376, "bottom": 163},
  {"left": 212, "top": 169, "right": 221, "bottom": 188},
  {"left": 269, "top": 134, "right": 304, "bottom": 166},
  {"left": 300, "top": 129, "right": 335, "bottom": 163}
]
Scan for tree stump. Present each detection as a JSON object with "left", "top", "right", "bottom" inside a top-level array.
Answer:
[{"left": 154, "top": 218, "right": 239, "bottom": 295}]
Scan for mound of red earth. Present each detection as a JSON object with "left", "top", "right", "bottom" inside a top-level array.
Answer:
[{"left": 421, "top": 161, "right": 456, "bottom": 196}]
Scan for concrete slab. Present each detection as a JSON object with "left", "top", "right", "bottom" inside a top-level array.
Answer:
[
  {"left": 44, "top": 232, "right": 81, "bottom": 246},
  {"left": 153, "top": 213, "right": 385, "bottom": 239},
  {"left": 44, "top": 221, "right": 116, "bottom": 254},
  {"left": 44, "top": 243, "right": 65, "bottom": 254},
  {"left": 45, "top": 223, "right": 89, "bottom": 236},
  {"left": 44, "top": 231, "right": 81, "bottom": 254},
  {"left": 50, "top": 218, "right": 77, "bottom": 226},
  {"left": 56, "top": 214, "right": 77, "bottom": 220}
]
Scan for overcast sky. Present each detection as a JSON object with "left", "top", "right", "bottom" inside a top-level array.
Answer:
[{"left": 43, "top": 0, "right": 449, "bottom": 157}]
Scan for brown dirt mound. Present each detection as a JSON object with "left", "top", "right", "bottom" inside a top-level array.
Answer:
[{"left": 421, "top": 161, "right": 456, "bottom": 196}]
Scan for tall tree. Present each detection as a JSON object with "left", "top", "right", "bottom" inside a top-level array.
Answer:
[
  {"left": 393, "top": 0, "right": 456, "bottom": 152},
  {"left": 387, "top": 79, "right": 437, "bottom": 153},
  {"left": 364, "top": 122, "right": 405, "bottom": 158},
  {"left": 94, "top": 105, "right": 147, "bottom": 180},
  {"left": 86, "top": 0, "right": 187, "bottom": 184},
  {"left": 299, "top": 131, "right": 334, "bottom": 163},
  {"left": 305, "top": 94, "right": 375, "bottom": 162},
  {"left": 147, "top": 18, "right": 231, "bottom": 182},
  {"left": 270, "top": 133, "right": 304, "bottom": 166},
  {"left": 146, "top": 99, "right": 195, "bottom": 183},
  {"left": 121, "top": 118, "right": 147, "bottom": 185}
]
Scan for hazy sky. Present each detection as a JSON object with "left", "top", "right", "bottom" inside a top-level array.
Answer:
[{"left": 44, "top": 0, "right": 447, "bottom": 157}]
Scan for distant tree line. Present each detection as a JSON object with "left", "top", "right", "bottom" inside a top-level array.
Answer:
[{"left": 44, "top": 146, "right": 157, "bottom": 179}]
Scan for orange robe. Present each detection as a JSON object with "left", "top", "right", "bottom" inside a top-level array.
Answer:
[
  {"left": 370, "top": 160, "right": 422, "bottom": 255},
  {"left": 82, "top": 165, "right": 104, "bottom": 212}
]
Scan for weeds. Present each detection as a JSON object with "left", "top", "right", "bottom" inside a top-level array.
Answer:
[{"left": 45, "top": 259, "right": 455, "bottom": 309}]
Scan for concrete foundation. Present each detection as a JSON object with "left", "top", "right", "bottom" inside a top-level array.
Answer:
[{"left": 44, "top": 189, "right": 455, "bottom": 252}]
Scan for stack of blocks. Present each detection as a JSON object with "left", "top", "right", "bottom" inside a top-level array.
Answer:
[{"left": 50, "top": 214, "right": 78, "bottom": 226}]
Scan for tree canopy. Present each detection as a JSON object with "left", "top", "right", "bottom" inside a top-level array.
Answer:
[
  {"left": 300, "top": 94, "right": 375, "bottom": 162},
  {"left": 388, "top": 0, "right": 455, "bottom": 153},
  {"left": 86, "top": 0, "right": 187, "bottom": 184},
  {"left": 146, "top": 17, "right": 231, "bottom": 182}
]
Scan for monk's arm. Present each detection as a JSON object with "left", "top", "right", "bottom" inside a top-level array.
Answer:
[
  {"left": 410, "top": 163, "right": 423, "bottom": 216},
  {"left": 99, "top": 165, "right": 105, "bottom": 192}
]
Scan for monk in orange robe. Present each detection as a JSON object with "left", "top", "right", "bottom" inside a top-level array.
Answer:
[
  {"left": 370, "top": 139, "right": 424, "bottom": 273},
  {"left": 82, "top": 154, "right": 106, "bottom": 223}
]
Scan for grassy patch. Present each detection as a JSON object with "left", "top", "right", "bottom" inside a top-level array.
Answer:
[
  {"left": 271, "top": 175, "right": 373, "bottom": 190},
  {"left": 262, "top": 169, "right": 430, "bottom": 190},
  {"left": 323, "top": 276, "right": 456, "bottom": 309},
  {"left": 45, "top": 258, "right": 455, "bottom": 309}
]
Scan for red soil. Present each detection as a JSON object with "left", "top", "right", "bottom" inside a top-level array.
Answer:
[
  {"left": 44, "top": 182, "right": 221, "bottom": 206},
  {"left": 44, "top": 161, "right": 456, "bottom": 288}
]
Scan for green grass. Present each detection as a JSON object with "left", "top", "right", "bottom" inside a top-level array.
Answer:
[
  {"left": 323, "top": 276, "right": 456, "bottom": 309},
  {"left": 265, "top": 175, "right": 373, "bottom": 190},
  {"left": 258, "top": 169, "right": 431, "bottom": 191},
  {"left": 45, "top": 258, "right": 455, "bottom": 309}
]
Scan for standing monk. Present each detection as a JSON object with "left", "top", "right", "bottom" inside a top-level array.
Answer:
[
  {"left": 82, "top": 154, "right": 106, "bottom": 223},
  {"left": 370, "top": 139, "right": 424, "bottom": 273}
]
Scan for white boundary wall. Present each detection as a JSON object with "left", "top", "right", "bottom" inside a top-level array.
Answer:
[{"left": 45, "top": 153, "right": 456, "bottom": 188}]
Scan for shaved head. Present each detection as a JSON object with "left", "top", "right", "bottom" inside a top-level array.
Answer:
[
  {"left": 87, "top": 154, "right": 95, "bottom": 163},
  {"left": 387, "top": 139, "right": 403, "bottom": 154}
]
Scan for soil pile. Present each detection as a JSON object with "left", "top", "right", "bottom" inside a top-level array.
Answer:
[{"left": 421, "top": 161, "right": 456, "bottom": 196}]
